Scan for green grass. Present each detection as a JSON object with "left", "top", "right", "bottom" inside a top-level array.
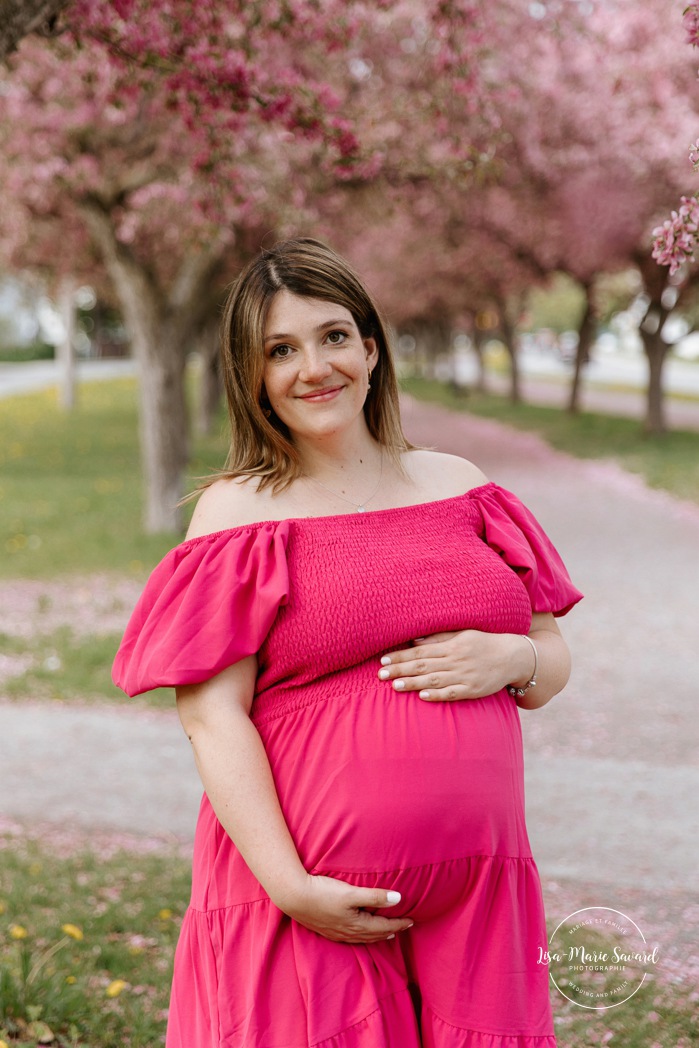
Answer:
[
  {"left": 0, "top": 343, "right": 54, "bottom": 363},
  {"left": 0, "top": 835, "right": 190, "bottom": 1047},
  {"left": 546, "top": 925, "right": 698, "bottom": 1046},
  {"left": 551, "top": 980, "right": 698, "bottom": 1047},
  {"left": 401, "top": 376, "right": 699, "bottom": 505},
  {"left": 0, "top": 833, "right": 696, "bottom": 1047},
  {"left": 0, "top": 378, "right": 228, "bottom": 579},
  {"left": 0, "top": 629, "right": 172, "bottom": 708}
]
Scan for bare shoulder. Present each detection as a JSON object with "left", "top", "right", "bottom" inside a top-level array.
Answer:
[
  {"left": 402, "top": 449, "right": 488, "bottom": 498},
  {"left": 185, "top": 476, "right": 270, "bottom": 540}
]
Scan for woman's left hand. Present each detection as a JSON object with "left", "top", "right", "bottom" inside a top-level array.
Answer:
[{"left": 377, "top": 629, "right": 521, "bottom": 702}]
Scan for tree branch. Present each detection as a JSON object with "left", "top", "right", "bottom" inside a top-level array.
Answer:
[
  {"left": 0, "top": 0, "right": 70, "bottom": 62},
  {"left": 78, "top": 194, "right": 164, "bottom": 315}
]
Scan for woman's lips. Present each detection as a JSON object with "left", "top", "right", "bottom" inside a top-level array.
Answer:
[{"left": 298, "top": 385, "right": 344, "bottom": 401}]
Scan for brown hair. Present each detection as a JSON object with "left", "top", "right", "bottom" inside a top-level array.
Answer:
[{"left": 211, "top": 236, "right": 415, "bottom": 493}]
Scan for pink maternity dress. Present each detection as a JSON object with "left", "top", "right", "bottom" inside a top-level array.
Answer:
[{"left": 113, "top": 482, "right": 582, "bottom": 1048}]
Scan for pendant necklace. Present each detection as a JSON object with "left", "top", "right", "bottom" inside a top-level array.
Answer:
[{"left": 305, "top": 451, "right": 384, "bottom": 513}]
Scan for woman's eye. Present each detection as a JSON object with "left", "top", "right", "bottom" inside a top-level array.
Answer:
[
  {"left": 270, "top": 344, "right": 292, "bottom": 359},
  {"left": 326, "top": 330, "right": 347, "bottom": 345}
]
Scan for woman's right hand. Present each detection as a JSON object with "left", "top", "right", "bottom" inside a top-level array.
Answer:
[{"left": 275, "top": 873, "right": 414, "bottom": 943}]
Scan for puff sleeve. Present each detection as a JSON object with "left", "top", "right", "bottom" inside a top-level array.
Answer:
[
  {"left": 112, "top": 521, "right": 290, "bottom": 697},
  {"left": 476, "top": 484, "right": 582, "bottom": 616}
]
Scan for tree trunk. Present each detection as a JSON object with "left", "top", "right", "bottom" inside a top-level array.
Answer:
[
  {"left": 496, "top": 303, "right": 521, "bottom": 405},
  {"left": 568, "top": 281, "right": 595, "bottom": 414},
  {"left": 86, "top": 220, "right": 189, "bottom": 532},
  {"left": 641, "top": 329, "right": 669, "bottom": 435},
  {"left": 131, "top": 312, "right": 190, "bottom": 532},
  {"left": 196, "top": 316, "right": 222, "bottom": 437},
  {"left": 0, "top": 0, "right": 69, "bottom": 60},
  {"left": 56, "top": 276, "right": 77, "bottom": 411},
  {"left": 410, "top": 319, "right": 449, "bottom": 379},
  {"left": 472, "top": 329, "right": 488, "bottom": 393},
  {"left": 633, "top": 250, "right": 678, "bottom": 437},
  {"left": 81, "top": 199, "right": 229, "bottom": 532},
  {"left": 637, "top": 288, "right": 671, "bottom": 436}
]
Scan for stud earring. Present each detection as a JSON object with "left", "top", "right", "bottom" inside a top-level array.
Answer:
[{"left": 367, "top": 367, "right": 372, "bottom": 392}]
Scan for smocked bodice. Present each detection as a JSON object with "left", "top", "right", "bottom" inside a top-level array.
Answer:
[{"left": 113, "top": 482, "right": 582, "bottom": 699}]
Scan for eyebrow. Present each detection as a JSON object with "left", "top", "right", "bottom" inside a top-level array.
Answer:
[{"left": 264, "top": 319, "right": 351, "bottom": 343}]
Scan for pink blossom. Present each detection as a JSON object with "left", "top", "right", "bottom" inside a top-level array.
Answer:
[
  {"left": 683, "top": 3, "right": 699, "bottom": 47},
  {"left": 652, "top": 195, "right": 699, "bottom": 273}
]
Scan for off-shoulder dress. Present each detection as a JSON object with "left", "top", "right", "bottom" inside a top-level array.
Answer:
[{"left": 113, "top": 482, "right": 582, "bottom": 1048}]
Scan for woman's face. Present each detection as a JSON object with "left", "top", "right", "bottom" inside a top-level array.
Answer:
[{"left": 262, "top": 290, "right": 378, "bottom": 444}]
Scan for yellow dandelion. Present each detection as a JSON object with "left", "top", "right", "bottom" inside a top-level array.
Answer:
[
  {"left": 61, "top": 923, "right": 84, "bottom": 941},
  {"left": 158, "top": 908, "right": 173, "bottom": 920},
  {"left": 65, "top": 975, "right": 77, "bottom": 985},
  {"left": 29, "top": 862, "right": 42, "bottom": 876},
  {"left": 9, "top": 924, "right": 28, "bottom": 939},
  {"left": 106, "top": 979, "right": 128, "bottom": 998},
  {"left": 0, "top": 1038, "right": 9, "bottom": 1048},
  {"left": 128, "top": 945, "right": 144, "bottom": 955}
]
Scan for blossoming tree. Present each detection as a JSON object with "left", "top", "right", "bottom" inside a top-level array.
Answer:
[
  {"left": 488, "top": 0, "right": 699, "bottom": 430},
  {"left": 1, "top": 0, "right": 496, "bottom": 531}
]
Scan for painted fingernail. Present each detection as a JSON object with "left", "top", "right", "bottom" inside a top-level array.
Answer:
[
  {"left": 386, "top": 891, "right": 401, "bottom": 905},
  {"left": 381, "top": 656, "right": 391, "bottom": 666},
  {"left": 414, "top": 637, "right": 426, "bottom": 643},
  {"left": 387, "top": 933, "right": 396, "bottom": 940},
  {"left": 393, "top": 679, "right": 405, "bottom": 690},
  {"left": 378, "top": 668, "right": 390, "bottom": 680},
  {"left": 419, "top": 690, "right": 430, "bottom": 699}
]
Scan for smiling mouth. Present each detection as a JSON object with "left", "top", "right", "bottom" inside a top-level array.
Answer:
[{"left": 298, "top": 386, "right": 344, "bottom": 400}]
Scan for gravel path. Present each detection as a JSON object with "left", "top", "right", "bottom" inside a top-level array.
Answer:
[
  {"left": 3, "top": 393, "right": 698, "bottom": 982},
  {"left": 485, "top": 370, "right": 699, "bottom": 430},
  {"left": 1, "top": 574, "right": 143, "bottom": 642}
]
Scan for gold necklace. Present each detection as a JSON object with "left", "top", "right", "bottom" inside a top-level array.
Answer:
[{"left": 304, "top": 451, "right": 384, "bottom": 513}]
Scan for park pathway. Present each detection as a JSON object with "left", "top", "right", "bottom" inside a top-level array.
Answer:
[
  {"left": 2, "top": 393, "right": 698, "bottom": 980},
  {"left": 0, "top": 358, "right": 136, "bottom": 398}
]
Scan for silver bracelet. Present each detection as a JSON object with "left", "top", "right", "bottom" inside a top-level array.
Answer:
[{"left": 506, "top": 635, "right": 538, "bottom": 699}]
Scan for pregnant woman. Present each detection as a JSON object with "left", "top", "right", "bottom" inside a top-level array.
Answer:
[{"left": 113, "top": 237, "right": 582, "bottom": 1048}]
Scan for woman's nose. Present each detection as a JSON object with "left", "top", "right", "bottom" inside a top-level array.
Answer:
[{"left": 298, "top": 349, "right": 333, "bottom": 382}]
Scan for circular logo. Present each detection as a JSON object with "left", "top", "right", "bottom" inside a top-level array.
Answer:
[{"left": 543, "top": 906, "right": 660, "bottom": 1010}]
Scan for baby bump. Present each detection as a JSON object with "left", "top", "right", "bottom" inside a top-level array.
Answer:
[{"left": 256, "top": 683, "right": 533, "bottom": 878}]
